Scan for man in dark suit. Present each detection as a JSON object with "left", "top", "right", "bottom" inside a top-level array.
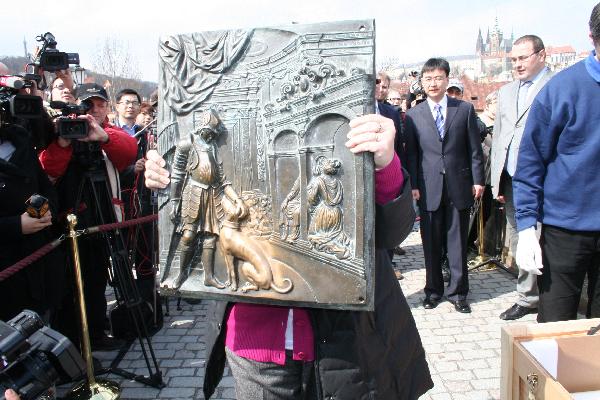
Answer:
[{"left": 406, "top": 58, "right": 484, "bottom": 313}]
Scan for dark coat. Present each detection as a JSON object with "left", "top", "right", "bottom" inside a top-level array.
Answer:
[
  {"left": 405, "top": 97, "right": 484, "bottom": 212},
  {"left": 0, "top": 124, "right": 64, "bottom": 321},
  {"left": 202, "top": 173, "right": 433, "bottom": 399},
  {"left": 379, "top": 101, "right": 407, "bottom": 167}
]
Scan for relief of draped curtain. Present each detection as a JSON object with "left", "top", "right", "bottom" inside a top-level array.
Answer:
[{"left": 159, "top": 30, "right": 253, "bottom": 115}]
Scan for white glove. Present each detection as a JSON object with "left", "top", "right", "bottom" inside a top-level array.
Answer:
[{"left": 516, "top": 226, "right": 543, "bottom": 275}]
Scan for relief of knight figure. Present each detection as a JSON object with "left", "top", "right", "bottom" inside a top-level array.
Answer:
[
  {"left": 307, "top": 155, "right": 352, "bottom": 259},
  {"left": 164, "top": 110, "right": 248, "bottom": 290}
]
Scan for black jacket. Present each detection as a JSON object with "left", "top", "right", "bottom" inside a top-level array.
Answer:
[
  {"left": 202, "top": 173, "right": 433, "bottom": 399},
  {"left": 0, "top": 125, "right": 65, "bottom": 321},
  {"left": 379, "top": 101, "right": 407, "bottom": 168}
]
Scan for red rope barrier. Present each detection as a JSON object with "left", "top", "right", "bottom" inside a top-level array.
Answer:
[
  {"left": 0, "top": 237, "right": 64, "bottom": 282},
  {"left": 84, "top": 213, "right": 158, "bottom": 234},
  {"left": 0, "top": 213, "right": 159, "bottom": 282}
]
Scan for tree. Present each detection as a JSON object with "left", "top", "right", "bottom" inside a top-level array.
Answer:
[
  {"left": 376, "top": 55, "right": 402, "bottom": 73},
  {"left": 92, "top": 37, "right": 142, "bottom": 104}
]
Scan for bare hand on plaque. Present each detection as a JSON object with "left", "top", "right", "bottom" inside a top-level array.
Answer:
[
  {"left": 346, "top": 114, "right": 395, "bottom": 170},
  {"left": 144, "top": 149, "right": 170, "bottom": 189}
]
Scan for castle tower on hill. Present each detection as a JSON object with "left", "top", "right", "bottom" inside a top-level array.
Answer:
[{"left": 476, "top": 17, "right": 513, "bottom": 57}]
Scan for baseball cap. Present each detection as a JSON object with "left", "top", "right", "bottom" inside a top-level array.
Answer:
[
  {"left": 77, "top": 83, "right": 109, "bottom": 102},
  {"left": 447, "top": 79, "right": 464, "bottom": 93}
]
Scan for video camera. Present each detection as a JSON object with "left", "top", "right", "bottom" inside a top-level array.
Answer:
[
  {"left": 0, "top": 76, "right": 44, "bottom": 126},
  {"left": 25, "top": 33, "right": 80, "bottom": 91},
  {"left": 0, "top": 310, "right": 85, "bottom": 400},
  {"left": 49, "top": 101, "right": 90, "bottom": 139},
  {"left": 33, "top": 33, "right": 79, "bottom": 73}
]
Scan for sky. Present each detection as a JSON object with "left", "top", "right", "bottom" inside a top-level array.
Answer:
[{"left": 1, "top": 0, "right": 597, "bottom": 82}]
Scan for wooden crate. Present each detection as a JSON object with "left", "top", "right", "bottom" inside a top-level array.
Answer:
[{"left": 501, "top": 318, "right": 600, "bottom": 400}]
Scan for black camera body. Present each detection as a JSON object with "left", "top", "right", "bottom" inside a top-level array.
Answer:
[
  {"left": 0, "top": 76, "right": 44, "bottom": 126},
  {"left": 49, "top": 101, "right": 90, "bottom": 139},
  {"left": 35, "top": 33, "right": 79, "bottom": 72},
  {"left": 0, "top": 310, "right": 85, "bottom": 400}
]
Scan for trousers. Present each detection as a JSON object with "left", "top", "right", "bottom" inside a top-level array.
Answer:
[
  {"left": 502, "top": 176, "right": 539, "bottom": 308},
  {"left": 225, "top": 347, "right": 315, "bottom": 400},
  {"left": 538, "top": 224, "right": 600, "bottom": 322}
]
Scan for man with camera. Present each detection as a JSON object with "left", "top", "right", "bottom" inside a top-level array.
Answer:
[
  {"left": 39, "top": 83, "right": 137, "bottom": 351},
  {"left": 0, "top": 63, "right": 65, "bottom": 325}
]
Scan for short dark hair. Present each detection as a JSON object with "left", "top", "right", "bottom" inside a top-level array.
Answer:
[
  {"left": 115, "top": 88, "right": 141, "bottom": 104},
  {"left": 421, "top": 58, "right": 450, "bottom": 77},
  {"left": 590, "top": 2, "right": 600, "bottom": 45},
  {"left": 513, "top": 35, "right": 545, "bottom": 53}
]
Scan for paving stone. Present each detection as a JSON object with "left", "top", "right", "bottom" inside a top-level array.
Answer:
[
  {"left": 471, "top": 378, "right": 501, "bottom": 390},
  {"left": 432, "top": 361, "right": 459, "bottom": 373},
  {"left": 158, "top": 387, "right": 196, "bottom": 398}
]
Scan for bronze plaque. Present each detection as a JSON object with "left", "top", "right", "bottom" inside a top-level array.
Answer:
[{"left": 157, "top": 20, "right": 376, "bottom": 310}]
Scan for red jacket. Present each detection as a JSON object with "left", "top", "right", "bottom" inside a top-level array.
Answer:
[{"left": 39, "top": 121, "right": 137, "bottom": 178}]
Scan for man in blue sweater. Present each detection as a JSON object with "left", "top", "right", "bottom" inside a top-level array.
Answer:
[{"left": 513, "top": 1, "right": 600, "bottom": 323}]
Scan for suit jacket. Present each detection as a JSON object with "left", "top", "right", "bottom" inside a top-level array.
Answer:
[
  {"left": 405, "top": 96, "right": 484, "bottom": 211},
  {"left": 490, "top": 70, "right": 554, "bottom": 198},
  {"left": 378, "top": 101, "right": 406, "bottom": 167}
]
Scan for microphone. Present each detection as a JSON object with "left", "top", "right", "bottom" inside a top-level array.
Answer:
[{"left": 0, "top": 75, "right": 26, "bottom": 90}]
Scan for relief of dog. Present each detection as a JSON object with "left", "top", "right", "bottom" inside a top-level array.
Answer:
[{"left": 219, "top": 211, "right": 293, "bottom": 294}]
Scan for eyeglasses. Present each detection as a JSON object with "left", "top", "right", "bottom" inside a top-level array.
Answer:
[
  {"left": 118, "top": 100, "right": 140, "bottom": 107},
  {"left": 510, "top": 49, "right": 542, "bottom": 63},
  {"left": 52, "top": 84, "right": 66, "bottom": 90},
  {"left": 388, "top": 97, "right": 402, "bottom": 101},
  {"left": 421, "top": 76, "right": 446, "bottom": 85}
]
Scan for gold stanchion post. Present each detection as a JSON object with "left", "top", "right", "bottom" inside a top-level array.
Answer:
[
  {"left": 64, "top": 214, "right": 121, "bottom": 400},
  {"left": 469, "top": 197, "right": 490, "bottom": 267}
]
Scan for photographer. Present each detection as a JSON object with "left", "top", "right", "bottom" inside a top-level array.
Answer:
[
  {"left": 0, "top": 64, "right": 65, "bottom": 325},
  {"left": 49, "top": 74, "right": 76, "bottom": 104},
  {"left": 39, "top": 83, "right": 137, "bottom": 351}
]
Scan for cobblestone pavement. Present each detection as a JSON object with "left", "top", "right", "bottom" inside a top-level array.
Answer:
[{"left": 89, "top": 226, "right": 533, "bottom": 400}]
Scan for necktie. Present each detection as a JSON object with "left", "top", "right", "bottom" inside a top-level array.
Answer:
[
  {"left": 517, "top": 80, "right": 532, "bottom": 116},
  {"left": 434, "top": 104, "right": 444, "bottom": 139}
]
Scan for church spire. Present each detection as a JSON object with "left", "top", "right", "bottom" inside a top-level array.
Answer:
[{"left": 476, "top": 27, "right": 484, "bottom": 54}]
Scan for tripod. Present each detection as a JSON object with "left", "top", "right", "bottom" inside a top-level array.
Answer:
[{"left": 72, "top": 148, "right": 164, "bottom": 389}]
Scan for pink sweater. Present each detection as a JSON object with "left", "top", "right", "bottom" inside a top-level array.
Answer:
[{"left": 225, "top": 154, "right": 403, "bottom": 365}]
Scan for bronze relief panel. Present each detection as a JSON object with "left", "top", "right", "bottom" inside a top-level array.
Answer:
[{"left": 157, "top": 20, "right": 376, "bottom": 310}]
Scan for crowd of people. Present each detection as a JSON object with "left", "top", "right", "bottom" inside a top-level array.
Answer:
[
  {"left": 1, "top": 65, "right": 159, "bottom": 358},
  {"left": 1, "top": 2, "right": 599, "bottom": 399}
]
